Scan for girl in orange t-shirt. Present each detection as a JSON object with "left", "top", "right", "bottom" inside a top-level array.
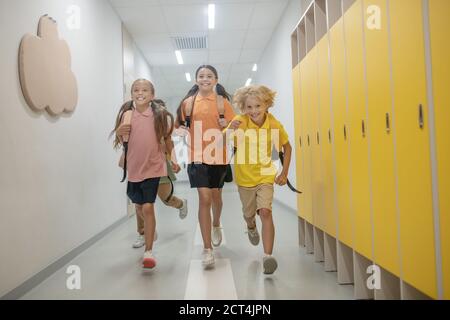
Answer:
[{"left": 175, "top": 65, "right": 235, "bottom": 269}]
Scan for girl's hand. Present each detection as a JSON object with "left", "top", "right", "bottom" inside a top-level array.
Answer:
[
  {"left": 116, "top": 124, "right": 131, "bottom": 137},
  {"left": 229, "top": 120, "right": 241, "bottom": 130},
  {"left": 174, "top": 126, "right": 189, "bottom": 137},
  {"left": 218, "top": 117, "right": 228, "bottom": 128},
  {"left": 275, "top": 173, "right": 288, "bottom": 186},
  {"left": 171, "top": 161, "right": 181, "bottom": 173}
]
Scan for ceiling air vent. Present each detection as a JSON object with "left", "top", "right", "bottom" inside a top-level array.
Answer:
[{"left": 172, "top": 36, "right": 208, "bottom": 50}]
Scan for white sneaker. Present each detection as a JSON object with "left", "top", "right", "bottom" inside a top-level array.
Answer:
[
  {"left": 211, "top": 226, "right": 223, "bottom": 247},
  {"left": 132, "top": 234, "right": 145, "bottom": 248},
  {"left": 143, "top": 251, "right": 156, "bottom": 269},
  {"left": 179, "top": 199, "right": 188, "bottom": 219},
  {"left": 202, "top": 248, "right": 215, "bottom": 269},
  {"left": 133, "top": 231, "right": 157, "bottom": 248}
]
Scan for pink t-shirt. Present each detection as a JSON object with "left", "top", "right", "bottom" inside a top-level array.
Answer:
[{"left": 125, "top": 107, "right": 167, "bottom": 182}]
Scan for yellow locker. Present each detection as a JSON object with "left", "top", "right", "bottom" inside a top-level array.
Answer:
[
  {"left": 389, "top": 0, "right": 437, "bottom": 298},
  {"left": 317, "top": 36, "right": 337, "bottom": 237},
  {"left": 309, "top": 46, "right": 325, "bottom": 231},
  {"left": 429, "top": 0, "right": 450, "bottom": 300},
  {"left": 364, "top": 0, "right": 399, "bottom": 277},
  {"left": 292, "top": 65, "right": 305, "bottom": 219},
  {"left": 329, "top": 19, "right": 352, "bottom": 247},
  {"left": 344, "top": 0, "right": 372, "bottom": 260},
  {"left": 300, "top": 56, "right": 313, "bottom": 224}
]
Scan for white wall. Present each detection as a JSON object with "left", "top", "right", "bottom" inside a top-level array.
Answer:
[
  {"left": 0, "top": 0, "right": 126, "bottom": 296},
  {"left": 255, "top": 0, "right": 311, "bottom": 211},
  {"left": 122, "top": 26, "right": 153, "bottom": 101}
]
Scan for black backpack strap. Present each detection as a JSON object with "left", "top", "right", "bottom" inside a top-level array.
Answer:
[
  {"left": 164, "top": 175, "right": 174, "bottom": 203},
  {"left": 279, "top": 151, "right": 302, "bottom": 194},
  {"left": 184, "top": 95, "right": 196, "bottom": 128}
]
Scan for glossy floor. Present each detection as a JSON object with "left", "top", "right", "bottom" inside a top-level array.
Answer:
[{"left": 22, "top": 182, "right": 353, "bottom": 300}]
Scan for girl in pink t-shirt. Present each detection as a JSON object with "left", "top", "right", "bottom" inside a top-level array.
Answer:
[{"left": 111, "top": 79, "right": 174, "bottom": 270}]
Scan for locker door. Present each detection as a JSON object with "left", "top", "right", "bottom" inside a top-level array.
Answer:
[
  {"left": 429, "top": 0, "right": 450, "bottom": 300},
  {"left": 389, "top": 0, "right": 437, "bottom": 298},
  {"left": 300, "top": 57, "right": 313, "bottom": 224},
  {"left": 310, "top": 46, "right": 325, "bottom": 231},
  {"left": 292, "top": 65, "right": 305, "bottom": 219},
  {"left": 344, "top": 0, "right": 372, "bottom": 260},
  {"left": 329, "top": 19, "right": 352, "bottom": 247},
  {"left": 363, "top": 0, "right": 399, "bottom": 276},
  {"left": 317, "top": 36, "right": 336, "bottom": 237}
]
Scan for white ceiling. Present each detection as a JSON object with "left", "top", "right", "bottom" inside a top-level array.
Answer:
[{"left": 109, "top": 0, "right": 290, "bottom": 101}]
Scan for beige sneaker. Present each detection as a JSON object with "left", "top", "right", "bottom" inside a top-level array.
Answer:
[
  {"left": 202, "top": 248, "right": 215, "bottom": 269},
  {"left": 263, "top": 255, "right": 278, "bottom": 274},
  {"left": 179, "top": 199, "right": 188, "bottom": 219},
  {"left": 247, "top": 227, "right": 260, "bottom": 246},
  {"left": 211, "top": 226, "right": 223, "bottom": 247}
]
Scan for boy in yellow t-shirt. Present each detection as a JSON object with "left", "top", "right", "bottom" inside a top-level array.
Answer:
[{"left": 224, "top": 85, "right": 292, "bottom": 274}]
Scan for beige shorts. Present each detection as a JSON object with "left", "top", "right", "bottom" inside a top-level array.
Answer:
[{"left": 238, "top": 184, "right": 274, "bottom": 220}]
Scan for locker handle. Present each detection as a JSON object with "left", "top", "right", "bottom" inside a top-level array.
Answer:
[
  {"left": 419, "top": 104, "right": 424, "bottom": 129},
  {"left": 307, "top": 135, "right": 310, "bottom": 146},
  {"left": 299, "top": 136, "right": 302, "bottom": 147},
  {"left": 386, "top": 113, "right": 391, "bottom": 134},
  {"left": 317, "top": 132, "right": 320, "bottom": 145},
  {"left": 362, "top": 120, "right": 366, "bottom": 137},
  {"left": 328, "top": 129, "right": 331, "bottom": 143},
  {"left": 344, "top": 125, "right": 347, "bottom": 140}
]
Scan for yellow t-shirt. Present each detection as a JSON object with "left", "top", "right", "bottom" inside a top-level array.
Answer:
[{"left": 225, "top": 113, "right": 289, "bottom": 187}]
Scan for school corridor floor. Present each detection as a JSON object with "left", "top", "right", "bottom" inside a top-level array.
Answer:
[{"left": 21, "top": 182, "right": 353, "bottom": 300}]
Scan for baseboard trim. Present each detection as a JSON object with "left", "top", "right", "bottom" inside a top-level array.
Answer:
[{"left": 1, "top": 215, "right": 130, "bottom": 300}]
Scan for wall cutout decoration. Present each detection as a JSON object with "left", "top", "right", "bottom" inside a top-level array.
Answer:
[{"left": 19, "top": 15, "right": 78, "bottom": 116}]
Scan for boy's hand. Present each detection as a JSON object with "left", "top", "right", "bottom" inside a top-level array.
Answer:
[
  {"left": 171, "top": 161, "right": 181, "bottom": 173},
  {"left": 229, "top": 120, "right": 241, "bottom": 130},
  {"left": 275, "top": 173, "right": 288, "bottom": 186},
  {"left": 116, "top": 124, "right": 131, "bottom": 137}
]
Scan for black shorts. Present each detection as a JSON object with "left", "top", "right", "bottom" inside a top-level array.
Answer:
[
  {"left": 187, "top": 163, "right": 227, "bottom": 189},
  {"left": 127, "top": 177, "right": 160, "bottom": 204}
]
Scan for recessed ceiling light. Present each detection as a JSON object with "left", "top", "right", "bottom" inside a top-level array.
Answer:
[
  {"left": 185, "top": 73, "right": 191, "bottom": 82},
  {"left": 252, "top": 64, "right": 258, "bottom": 72},
  {"left": 175, "top": 50, "right": 184, "bottom": 65},
  {"left": 245, "top": 78, "right": 252, "bottom": 86},
  {"left": 208, "top": 4, "right": 215, "bottom": 29}
]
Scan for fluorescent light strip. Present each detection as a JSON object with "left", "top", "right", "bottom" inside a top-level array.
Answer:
[
  {"left": 252, "top": 64, "right": 258, "bottom": 72},
  {"left": 208, "top": 4, "right": 215, "bottom": 29},
  {"left": 185, "top": 72, "right": 191, "bottom": 82},
  {"left": 245, "top": 78, "right": 252, "bottom": 86},
  {"left": 175, "top": 50, "right": 184, "bottom": 65}
]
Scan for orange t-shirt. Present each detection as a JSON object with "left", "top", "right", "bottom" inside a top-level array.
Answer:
[{"left": 181, "top": 93, "right": 235, "bottom": 165}]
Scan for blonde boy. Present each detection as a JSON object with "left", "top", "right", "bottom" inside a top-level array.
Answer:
[{"left": 224, "top": 85, "right": 292, "bottom": 274}]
